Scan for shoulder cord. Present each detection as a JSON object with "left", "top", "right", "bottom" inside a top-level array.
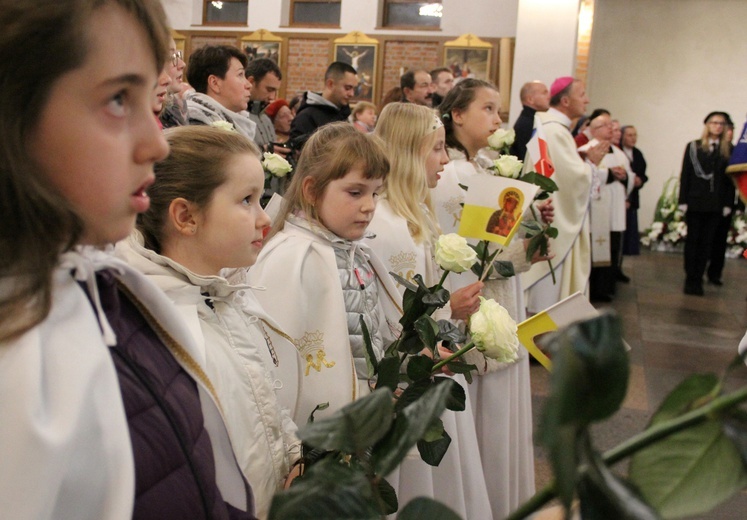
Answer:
[
  {"left": 110, "top": 345, "right": 212, "bottom": 520},
  {"left": 689, "top": 141, "right": 715, "bottom": 192}
]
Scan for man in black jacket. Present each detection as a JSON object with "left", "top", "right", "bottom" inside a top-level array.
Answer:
[
  {"left": 289, "top": 61, "right": 357, "bottom": 150},
  {"left": 510, "top": 80, "right": 550, "bottom": 161}
]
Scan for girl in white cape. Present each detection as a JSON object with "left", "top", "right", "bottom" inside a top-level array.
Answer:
[
  {"left": 0, "top": 2, "right": 254, "bottom": 518},
  {"left": 366, "top": 102, "right": 494, "bottom": 519},
  {"left": 247, "top": 123, "right": 402, "bottom": 424},
  {"left": 430, "top": 78, "right": 552, "bottom": 518},
  {"left": 116, "top": 126, "right": 301, "bottom": 519}
]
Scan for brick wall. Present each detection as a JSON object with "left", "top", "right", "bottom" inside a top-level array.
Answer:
[
  {"left": 381, "top": 41, "right": 441, "bottom": 104},
  {"left": 285, "top": 38, "right": 330, "bottom": 98}
]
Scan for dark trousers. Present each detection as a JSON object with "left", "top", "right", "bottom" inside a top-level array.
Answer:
[
  {"left": 684, "top": 211, "right": 721, "bottom": 285},
  {"left": 611, "top": 230, "right": 623, "bottom": 284},
  {"left": 623, "top": 208, "right": 641, "bottom": 256},
  {"left": 707, "top": 214, "right": 731, "bottom": 282}
]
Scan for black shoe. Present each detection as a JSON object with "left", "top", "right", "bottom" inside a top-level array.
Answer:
[
  {"left": 707, "top": 278, "right": 723, "bottom": 286},
  {"left": 684, "top": 282, "right": 704, "bottom": 296},
  {"left": 616, "top": 272, "right": 631, "bottom": 283},
  {"left": 591, "top": 293, "right": 613, "bottom": 302}
]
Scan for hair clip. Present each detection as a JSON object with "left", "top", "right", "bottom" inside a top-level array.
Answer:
[{"left": 441, "top": 113, "right": 451, "bottom": 122}]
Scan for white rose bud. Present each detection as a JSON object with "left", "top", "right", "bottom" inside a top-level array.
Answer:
[
  {"left": 210, "top": 120, "right": 235, "bottom": 132},
  {"left": 469, "top": 297, "right": 519, "bottom": 363},
  {"left": 492, "top": 155, "right": 523, "bottom": 179},
  {"left": 434, "top": 233, "right": 477, "bottom": 273},
  {"left": 487, "top": 128, "right": 515, "bottom": 150},
  {"left": 262, "top": 152, "right": 293, "bottom": 178}
]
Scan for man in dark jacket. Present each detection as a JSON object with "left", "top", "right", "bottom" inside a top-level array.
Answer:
[
  {"left": 510, "top": 81, "right": 550, "bottom": 161},
  {"left": 289, "top": 61, "right": 357, "bottom": 149}
]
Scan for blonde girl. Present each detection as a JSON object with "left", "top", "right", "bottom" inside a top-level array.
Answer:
[
  {"left": 117, "top": 126, "right": 301, "bottom": 519},
  {"left": 0, "top": 1, "right": 254, "bottom": 518},
  {"left": 367, "top": 102, "right": 494, "bottom": 519},
  {"left": 247, "top": 122, "right": 402, "bottom": 424}
]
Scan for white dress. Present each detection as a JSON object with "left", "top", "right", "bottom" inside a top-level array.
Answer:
[
  {"left": 430, "top": 150, "right": 536, "bottom": 519},
  {"left": 366, "top": 199, "right": 494, "bottom": 520}
]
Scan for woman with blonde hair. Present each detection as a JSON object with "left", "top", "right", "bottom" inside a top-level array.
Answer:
[{"left": 366, "top": 102, "right": 492, "bottom": 519}]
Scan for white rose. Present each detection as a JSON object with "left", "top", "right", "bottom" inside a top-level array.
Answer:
[
  {"left": 651, "top": 222, "right": 664, "bottom": 232},
  {"left": 469, "top": 297, "right": 519, "bottom": 363},
  {"left": 210, "top": 120, "right": 235, "bottom": 132},
  {"left": 434, "top": 233, "right": 477, "bottom": 273},
  {"left": 660, "top": 207, "right": 672, "bottom": 218},
  {"left": 262, "top": 152, "right": 293, "bottom": 178},
  {"left": 492, "top": 155, "right": 523, "bottom": 179},
  {"left": 487, "top": 128, "right": 515, "bottom": 150},
  {"left": 640, "top": 236, "right": 651, "bottom": 246}
]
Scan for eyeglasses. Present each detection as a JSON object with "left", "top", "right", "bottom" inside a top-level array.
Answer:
[
  {"left": 170, "top": 50, "right": 183, "bottom": 66},
  {"left": 708, "top": 121, "right": 726, "bottom": 126}
]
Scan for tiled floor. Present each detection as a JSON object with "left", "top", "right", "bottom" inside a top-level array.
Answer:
[{"left": 529, "top": 249, "right": 747, "bottom": 519}]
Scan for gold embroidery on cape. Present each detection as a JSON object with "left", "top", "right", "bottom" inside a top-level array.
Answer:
[
  {"left": 389, "top": 251, "right": 417, "bottom": 286},
  {"left": 294, "top": 330, "right": 336, "bottom": 375}
]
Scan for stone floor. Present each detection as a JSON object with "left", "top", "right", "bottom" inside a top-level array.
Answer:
[{"left": 529, "top": 249, "right": 747, "bottom": 519}]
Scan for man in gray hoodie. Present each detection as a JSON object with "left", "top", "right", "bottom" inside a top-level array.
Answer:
[{"left": 289, "top": 61, "right": 357, "bottom": 150}]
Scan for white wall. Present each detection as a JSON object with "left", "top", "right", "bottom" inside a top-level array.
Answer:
[
  {"left": 586, "top": 0, "right": 747, "bottom": 230},
  {"left": 508, "top": 0, "right": 581, "bottom": 124}
]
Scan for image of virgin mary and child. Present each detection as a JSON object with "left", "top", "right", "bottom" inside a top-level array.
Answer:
[{"left": 486, "top": 189, "right": 521, "bottom": 237}]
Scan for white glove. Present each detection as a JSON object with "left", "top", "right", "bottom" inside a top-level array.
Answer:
[{"left": 723, "top": 207, "right": 732, "bottom": 218}]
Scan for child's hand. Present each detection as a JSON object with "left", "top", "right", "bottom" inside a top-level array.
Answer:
[
  {"left": 538, "top": 198, "right": 554, "bottom": 224},
  {"left": 449, "top": 281, "right": 484, "bottom": 321}
]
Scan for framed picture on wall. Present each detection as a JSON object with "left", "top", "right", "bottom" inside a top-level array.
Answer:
[
  {"left": 241, "top": 29, "right": 283, "bottom": 67},
  {"left": 244, "top": 41, "right": 281, "bottom": 64},
  {"left": 333, "top": 32, "right": 379, "bottom": 104},
  {"left": 443, "top": 33, "right": 493, "bottom": 82}
]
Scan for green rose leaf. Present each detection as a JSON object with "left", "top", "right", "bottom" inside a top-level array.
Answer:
[
  {"left": 398, "top": 497, "right": 462, "bottom": 520},
  {"left": 372, "top": 379, "right": 453, "bottom": 476},
  {"left": 407, "top": 354, "right": 435, "bottom": 382},
  {"left": 395, "top": 379, "right": 431, "bottom": 412},
  {"left": 546, "top": 225, "right": 559, "bottom": 239},
  {"left": 629, "top": 373, "right": 747, "bottom": 518},
  {"left": 417, "top": 429, "right": 452, "bottom": 466},
  {"left": 299, "top": 388, "right": 394, "bottom": 453},
  {"left": 520, "top": 171, "right": 559, "bottom": 192},
  {"left": 414, "top": 315, "right": 440, "bottom": 349},
  {"left": 268, "top": 457, "right": 381, "bottom": 519},
  {"left": 629, "top": 421, "right": 747, "bottom": 518},
  {"left": 492, "top": 260, "right": 515, "bottom": 278},
  {"left": 360, "top": 316, "right": 378, "bottom": 378},
  {"left": 434, "top": 375, "right": 466, "bottom": 411},
  {"left": 376, "top": 476, "right": 399, "bottom": 515},
  {"left": 389, "top": 271, "right": 418, "bottom": 292},
  {"left": 436, "top": 320, "right": 469, "bottom": 345},
  {"left": 545, "top": 313, "right": 629, "bottom": 425},
  {"left": 376, "top": 355, "right": 402, "bottom": 391},
  {"left": 422, "top": 287, "right": 451, "bottom": 307},
  {"left": 578, "top": 447, "right": 659, "bottom": 520}
]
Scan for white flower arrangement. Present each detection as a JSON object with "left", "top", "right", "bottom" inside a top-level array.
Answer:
[{"left": 641, "top": 177, "right": 687, "bottom": 249}]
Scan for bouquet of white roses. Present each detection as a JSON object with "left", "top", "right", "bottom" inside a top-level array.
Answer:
[{"left": 640, "top": 177, "right": 687, "bottom": 249}]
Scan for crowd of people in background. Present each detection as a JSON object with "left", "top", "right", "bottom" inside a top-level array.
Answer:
[{"left": 1, "top": 1, "right": 742, "bottom": 518}]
